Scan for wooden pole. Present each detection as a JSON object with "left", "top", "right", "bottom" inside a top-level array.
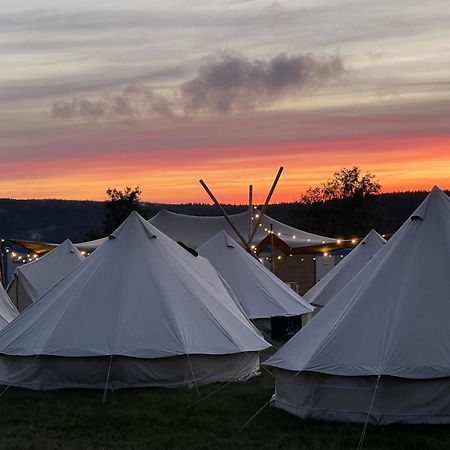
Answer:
[
  {"left": 248, "top": 185, "right": 253, "bottom": 243},
  {"left": 0, "top": 243, "right": 4, "bottom": 288},
  {"left": 248, "top": 167, "right": 284, "bottom": 246},
  {"left": 270, "top": 224, "right": 275, "bottom": 273},
  {"left": 199, "top": 179, "right": 249, "bottom": 247}
]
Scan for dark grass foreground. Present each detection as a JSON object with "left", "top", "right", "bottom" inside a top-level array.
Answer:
[{"left": 0, "top": 363, "right": 450, "bottom": 449}]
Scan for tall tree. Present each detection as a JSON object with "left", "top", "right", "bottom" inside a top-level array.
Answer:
[
  {"left": 87, "top": 186, "right": 146, "bottom": 238},
  {"left": 301, "top": 166, "right": 381, "bottom": 204},
  {"left": 293, "top": 167, "right": 382, "bottom": 237}
]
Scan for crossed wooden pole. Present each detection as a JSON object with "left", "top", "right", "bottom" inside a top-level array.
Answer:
[{"left": 199, "top": 167, "right": 284, "bottom": 250}]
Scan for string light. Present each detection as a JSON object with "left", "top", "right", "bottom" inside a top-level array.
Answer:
[
  {"left": 351, "top": 239, "right": 356, "bottom": 244},
  {"left": 277, "top": 255, "right": 282, "bottom": 260},
  {"left": 336, "top": 239, "right": 342, "bottom": 244}
]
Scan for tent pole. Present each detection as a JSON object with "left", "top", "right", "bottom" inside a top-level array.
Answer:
[
  {"left": 248, "top": 185, "right": 253, "bottom": 243},
  {"left": 270, "top": 224, "right": 275, "bottom": 273},
  {"left": 199, "top": 179, "right": 248, "bottom": 247},
  {"left": 15, "top": 274, "right": 19, "bottom": 310},
  {"left": 248, "top": 167, "right": 283, "bottom": 246},
  {"left": 0, "top": 242, "right": 4, "bottom": 288}
]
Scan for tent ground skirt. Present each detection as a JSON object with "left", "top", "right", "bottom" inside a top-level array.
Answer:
[
  {"left": 273, "top": 369, "right": 450, "bottom": 425},
  {"left": 0, "top": 352, "right": 260, "bottom": 390}
]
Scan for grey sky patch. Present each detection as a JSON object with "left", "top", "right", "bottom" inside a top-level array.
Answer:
[{"left": 180, "top": 51, "right": 347, "bottom": 113}]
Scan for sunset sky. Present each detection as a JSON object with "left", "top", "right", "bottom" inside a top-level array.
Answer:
[{"left": 1, "top": 0, "right": 449, "bottom": 203}]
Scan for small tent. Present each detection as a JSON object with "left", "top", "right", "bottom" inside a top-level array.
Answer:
[
  {"left": 0, "top": 285, "right": 18, "bottom": 329},
  {"left": 7, "top": 239, "right": 84, "bottom": 312},
  {"left": 198, "top": 231, "right": 313, "bottom": 320},
  {"left": 304, "top": 229, "right": 386, "bottom": 308},
  {"left": 0, "top": 212, "right": 269, "bottom": 390},
  {"left": 266, "top": 187, "right": 450, "bottom": 424}
]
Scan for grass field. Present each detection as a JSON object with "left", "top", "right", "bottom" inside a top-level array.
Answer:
[{"left": 1, "top": 357, "right": 450, "bottom": 449}]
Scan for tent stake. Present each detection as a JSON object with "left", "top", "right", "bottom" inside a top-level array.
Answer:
[
  {"left": 357, "top": 375, "right": 381, "bottom": 450},
  {"left": 186, "top": 353, "right": 200, "bottom": 397},
  {"left": 102, "top": 355, "right": 113, "bottom": 404}
]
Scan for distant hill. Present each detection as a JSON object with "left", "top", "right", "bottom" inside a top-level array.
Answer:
[{"left": 0, "top": 190, "right": 445, "bottom": 243}]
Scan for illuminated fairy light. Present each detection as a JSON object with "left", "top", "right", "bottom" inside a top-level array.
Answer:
[
  {"left": 277, "top": 255, "right": 282, "bottom": 260},
  {"left": 351, "top": 239, "right": 356, "bottom": 244},
  {"left": 323, "top": 252, "right": 328, "bottom": 257},
  {"left": 337, "top": 239, "right": 342, "bottom": 244}
]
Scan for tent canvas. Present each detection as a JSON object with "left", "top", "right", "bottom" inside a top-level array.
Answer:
[
  {"left": 0, "top": 212, "right": 269, "bottom": 390},
  {"left": 198, "top": 231, "right": 313, "bottom": 319},
  {"left": 304, "top": 229, "right": 386, "bottom": 307},
  {"left": 7, "top": 239, "right": 85, "bottom": 312},
  {"left": 0, "top": 285, "right": 18, "bottom": 330},
  {"left": 76, "top": 210, "right": 336, "bottom": 252},
  {"left": 266, "top": 187, "right": 450, "bottom": 424}
]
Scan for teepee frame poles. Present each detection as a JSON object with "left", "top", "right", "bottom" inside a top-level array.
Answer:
[
  {"left": 199, "top": 179, "right": 249, "bottom": 247},
  {"left": 199, "top": 166, "right": 284, "bottom": 249},
  {"left": 247, "top": 167, "right": 284, "bottom": 247}
]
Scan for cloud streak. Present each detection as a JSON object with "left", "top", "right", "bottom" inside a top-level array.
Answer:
[
  {"left": 50, "top": 51, "right": 347, "bottom": 120},
  {"left": 51, "top": 84, "right": 175, "bottom": 121}
]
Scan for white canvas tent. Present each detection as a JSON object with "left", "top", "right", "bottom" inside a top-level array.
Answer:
[
  {"left": 36, "top": 209, "right": 334, "bottom": 254},
  {"left": 198, "top": 231, "right": 313, "bottom": 320},
  {"left": 266, "top": 187, "right": 450, "bottom": 424},
  {"left": 304, "top": 229, "right": 386, "bottom": 308},
  {"left": 149, "top": 209, "right": 336, "bottom": 249},
  {"left": 0, "top": 285, "right": 18, "bottom": 329},
  {"left": 7, "top": 239, "right": 85, "bottom": 312},
  {"left": 0, "top": 212, "right": 270, "bottom": 390}
]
